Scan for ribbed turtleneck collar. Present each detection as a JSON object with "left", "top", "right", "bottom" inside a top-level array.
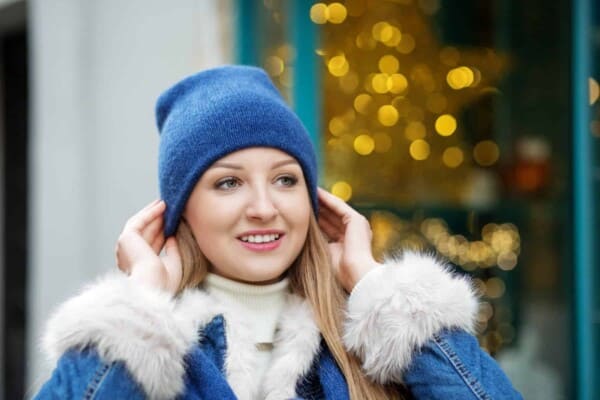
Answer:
[{"left": 202, "top": 273, "right": 290, "bottom": 344}]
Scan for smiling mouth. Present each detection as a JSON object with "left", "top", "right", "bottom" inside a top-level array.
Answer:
[{"left": 239, "top": 233, "right": 281, "bottom": 244}]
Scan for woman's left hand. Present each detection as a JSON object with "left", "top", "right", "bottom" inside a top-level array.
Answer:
[{"left": 317, "top": 187, "right": 381, "bottom": 292}]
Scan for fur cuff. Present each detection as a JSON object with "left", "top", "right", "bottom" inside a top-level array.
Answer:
[
  {"left": 42, "top": 273, "right": 198, "bottom": 400},
  {"left": 343, "top": 251, "right": 478, "bottom": 384}
]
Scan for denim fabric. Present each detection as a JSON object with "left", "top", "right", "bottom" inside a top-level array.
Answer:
[
  {"left": 35, "top": 318, "right": 520, "bottom": 399},
  {"left": 403, "top": 329, "right": 523, "bottom": 400},
  {"left": 35, "top": 348, "right": 146, "bottom": 400}
]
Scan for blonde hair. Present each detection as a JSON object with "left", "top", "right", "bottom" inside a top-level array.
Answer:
[{"left": 175, "top": 215, "right": 403, "bottom": 399}]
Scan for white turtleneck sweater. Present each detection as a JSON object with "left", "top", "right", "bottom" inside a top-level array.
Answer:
[{"left": 202, "top": 273, "right": 290, "bottom": 385}]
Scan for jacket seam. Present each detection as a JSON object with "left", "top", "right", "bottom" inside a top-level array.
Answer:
[
  {"left": 82, "top": 361, "right": 112, "bottom": 400},
  {"left": 432, "top": 333, "right": 491, "bottom": 400}
]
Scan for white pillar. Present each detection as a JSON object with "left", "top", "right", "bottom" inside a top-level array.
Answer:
[{"left": 26, "top": 0, "right": 232, "bottom": 395}]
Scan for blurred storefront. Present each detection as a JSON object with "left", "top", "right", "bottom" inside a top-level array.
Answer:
[{"left": 236, "top": 0, "right": 598, "bottom": 399}]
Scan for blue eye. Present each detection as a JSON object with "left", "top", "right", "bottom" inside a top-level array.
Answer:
[
  {"left": 276, "top": 175, "right": 298, "bottom": 187},
  {"left": 215, "top": 177, "right": 241, "bottom": 190}
]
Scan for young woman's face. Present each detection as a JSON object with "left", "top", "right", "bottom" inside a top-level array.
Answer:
[{"left": 183, "top": 147, "right": 311, "bottom": 284}]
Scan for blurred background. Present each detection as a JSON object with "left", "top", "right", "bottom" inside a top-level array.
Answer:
[{"left": 0, "top": 0, "right": 597, "bottom": 399}]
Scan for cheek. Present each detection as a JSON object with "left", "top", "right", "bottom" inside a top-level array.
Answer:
[{"left": 185, "top": 201, "right": 233, "bottom": 250}]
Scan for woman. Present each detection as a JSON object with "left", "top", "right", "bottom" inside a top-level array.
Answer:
[{"left": 35, "top": 66, "right": 521, "bottom": 399}]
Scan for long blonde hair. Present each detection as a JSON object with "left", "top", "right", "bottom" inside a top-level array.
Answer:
[{"left": 175, "top": 214, "right": 402, "bottom": 399}]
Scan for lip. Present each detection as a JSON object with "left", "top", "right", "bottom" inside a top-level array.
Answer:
[{"left": 237, "top": 230, "right": 285, "bottom": 252}]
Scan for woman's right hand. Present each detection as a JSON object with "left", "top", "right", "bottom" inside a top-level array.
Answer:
[{"left": 115, "top": 199, "right": 182, "bottom": 294}]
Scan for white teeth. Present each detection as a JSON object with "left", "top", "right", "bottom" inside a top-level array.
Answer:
[{"left": 240, "top": 234, "right": 280, "bottom": 243}]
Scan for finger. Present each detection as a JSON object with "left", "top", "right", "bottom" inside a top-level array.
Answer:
[
  {"left": 318, "top": 205, "right": 347, "bottom": 233},
  {"left": 142, "top": 215, "right": 164, "bottom": 249},
  {"left": 150, "top": 229, "right": 166, "bottom": 254},
  {"left": 318, "top": 214, "right": 342, "bottom": 241},
  {"left": 317, "top": 187, "right": 357, "bottom": 219},
  {"left": 124, "top": 201, "right": 166, "bottom": 232}
]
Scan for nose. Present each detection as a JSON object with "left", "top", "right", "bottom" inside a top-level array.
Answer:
[{"left": 245, "top": 185, "right": 279, "bottom": 221}]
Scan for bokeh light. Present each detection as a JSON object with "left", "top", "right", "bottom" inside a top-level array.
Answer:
[
  {"left": 435, "top": 114, "right": 457, "bottom": 136},
  {"left": 379, "top": 55, "right": 399, "bottom": 74},
  {"left": 309, "top": 3, "right": 328, "bottom": 24},
  {"left": 404, "top": 121, "right": 426, "bottom": 140},
  {"left": 377, "top": 105, "right": 399, "bottom": 126},
  {"left": 353, "top": 93, "right": 372, "bottom": 114},
  {"left": 473, "top": 140, "right": 500, "bottom": 166},
  {"left": 327, "top": 3, "right": 347, "bottom": 24},
  {"left": 442, "top": 146, "right": 464, "bottom": 168},
  {"left": 354, "top": 134, "right": 375, "bottom": 155},
  {"left": 331, "top": 181, "right": 352, "bottom": 201},
  {"left": 409, "top": 139, "right": 430, "bottom": 160}
]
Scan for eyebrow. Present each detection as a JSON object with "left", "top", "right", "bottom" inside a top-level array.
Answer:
[{"left": 210, "top": 158, "right": 299, "bottom": 170}]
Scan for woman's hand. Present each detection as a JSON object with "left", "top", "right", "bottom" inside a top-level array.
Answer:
[
  {"left": 317, "top": 188, "right": 381, "bottom": 292},
  {"left": 115, "top": 199, "right": 182, "bottom": 294}
]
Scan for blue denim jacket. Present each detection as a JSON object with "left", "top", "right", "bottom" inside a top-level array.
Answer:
[
  {"left": 34, "top": 253, "right": 522, "bottom": 399},
  {"left": 36, "top": 319, "right": 520, "bottom": 399}
]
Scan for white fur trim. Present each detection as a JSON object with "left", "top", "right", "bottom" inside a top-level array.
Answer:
[
  {"left": 343, "top": 251, "right": 478, "bottom": 384},
  {"left": 42, "top": 273, "right": 201, "bottom": 400},
  {"left": 42, "top": 274, "right": 324, "bottom": 399},
  {"left": 262, "top": 294, "right": 321, "bottom": 399},
  {"left": 219, "top": 309, "right": 261, "bottom": 400}
]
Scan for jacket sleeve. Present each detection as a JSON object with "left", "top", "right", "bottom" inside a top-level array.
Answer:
[
  {"left": 35, "top": 273, "right": 199, "bottom": 400},
  {"left": 343, "top": 251, "right": 522, "bottom": 399},
  {"left": 34, "top": 348, "right": 145, "bottom": 399}
]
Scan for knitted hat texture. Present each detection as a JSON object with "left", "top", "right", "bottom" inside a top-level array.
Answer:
[{"left": 156, "top": 65, "right": 318, "bottom": 236}]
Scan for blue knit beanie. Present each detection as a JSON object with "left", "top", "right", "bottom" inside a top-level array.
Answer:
[{"left": 156, "top": 65, "right": 318, "bottom": 236}]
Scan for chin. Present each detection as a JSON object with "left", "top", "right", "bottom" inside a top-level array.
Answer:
[{"left": 237, "top": 266, "right": 289, "bottom": 285}]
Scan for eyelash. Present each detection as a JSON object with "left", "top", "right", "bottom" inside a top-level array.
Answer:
[{"left": 214, "top": 174, "right": 299, "bottom": 190}]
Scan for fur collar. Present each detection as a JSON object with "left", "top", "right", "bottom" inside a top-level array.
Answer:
[
  {"left": 41, "top": 273, "right": 321, "bottom": 400},
  {"left": 42, "top": 252, "right": 478, "bottom": 397}
]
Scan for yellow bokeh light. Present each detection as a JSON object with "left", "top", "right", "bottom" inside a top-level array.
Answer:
[
  {"left": 264, "top": 56, "right": 284, "bottom": 77},
  {"left": 377, "top": 105, "right": 399, "bottom": 126},
  {"left": 379, "top": 25, "right": 394, "bottom": 42},
  {"left": 409, "top": 139, "right": 430, "bottom": 160},
  {"left": 426, "top": 93, "right": 447, "bottom": 113},
  {"left": 447, "top": 66, "right": 474, "bottom": 89},
  {"left": 372, "top": 73, "right": 391, "bottom": 93},
  {"left": 328, "top": 117, "right": 346, "bottom": 136},
  {"left": 354, "top": 134, "right": 375, "bottom": 155},
  {"left": 473, "top": 140, "right": 500, "bottom": 166},
  {"left": 389, "top": 73, "right": 408, "bottom": 94},
  {"left": 327, "top": 2, "right": 347, "bottom": 24},
  {"left": 373, "top": 132, "right": 392, "bottom": 153},
  {"left": 435, "top": 114, "right": 457, "bottom": 136},
  {"left": 589, "top": 77, "right": 599, "bottom": 105},
  {"left": 383, "top": 27, "right": 402, "bottom": 46},
  {"left": 328, "top": 55, "right": 349, "bottom": 77},
  {"left": 442, "top": 146, "right": 464, "bottom": 168},
  {"left": 379, "top": 55, "right": 399, "bottom": 74},
  {"left": 396, "top": 33, "right": 415, "bottom": 54},
  {"left": 331, "top": 181, "right": 352, "bottom": 201},
  {"left": 310, "top": 3, "right": 328, "bottom": 24},
  {"left": 404, "top": 121, "right": 426, "bottom": 140},
  {"left": 371, "top": 21, "right": 392, "bottom": 41},
  {"left": 353, "top": 93, "right": 372, "bottom": 114}
]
